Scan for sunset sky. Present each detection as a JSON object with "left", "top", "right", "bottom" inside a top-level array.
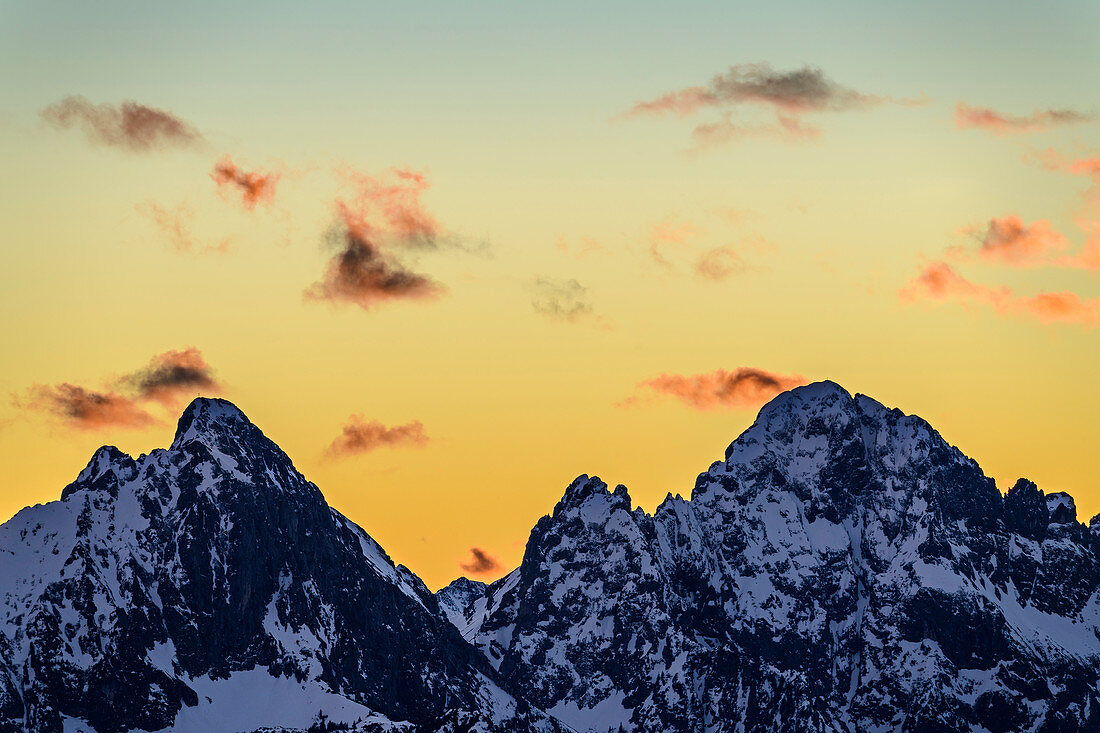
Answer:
[{"left": 2, "top": 1, "right": 1098, "bottom": 590}]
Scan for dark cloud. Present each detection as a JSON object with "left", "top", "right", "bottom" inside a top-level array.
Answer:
[
  {"left": 16, "top": 348, "right": 223, "bottom": 431},
  {"left": 307, "top": 168, "right": 451, "bottom": 310},
  {"left": 122, "top": 348, "right": 222, "bottom": 406},
  {"left": 623, "top": 368, "right": 808, "bottom": 410},
  {"left": 955, "top": 103, "right": 1094, "bottom": 135},
  {"left": 20, "top": 384, "right": 153, "bottom": 430},
  {"left": 459, "top": 547, "right": 502, "bottom": 576},
  {"left": 306, "top": 208, "right": 445, "bottom": 309},
  {"left": 530, "top": 278, "right": 595, "bottom": 323},
  {"left": 211, "top": 156, "right": 280, "bottom": 210},
  {"left": 627, "top": 63, "right": 910, "bottom": 146},
  {"left": 41, "top": 96, "right": 203, "bottom": 152},
  {"left": 325, "top": 416, "right": 429, "bottom": 458}
]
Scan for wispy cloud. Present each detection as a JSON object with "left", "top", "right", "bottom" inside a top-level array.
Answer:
[
  {"left": 530, "top": 278, "right": 598, "bottom": 324},
  {"left": 15, "top": 348, "right": 223, "bottom": 430},
  {"left": 136, "top": 201, "right": 230, "bottom": 254},
  {"left": 955, "top": 103, "right": 1093, "bottom": 135},
  {"left": 694, "top": 245, "right": 747, "bottom": 281},
  {"left": 338, "top": 167, "right": 440, "bottom": 245},
  {"left": 901, "top": 261, "right": 1100, "bottom": 327},
  {"left": 325, "top": 416, "right": 429, "bottom": 458},
  {"left": 626, "top": 63, "right": 912, "bottom": 146},
  {"left": 648, "top": 218, "right": 702, "bottom": 266},
  {"left": 211, "top": 156, "right": 280, "bottom": 210},
  {"left": 41, "top": 96, "right": 203, "bottom": 152},
  {"left": 555, "top": 236, "right": 604, "bottom": 260},
  {"left": 955, "top": 216, "right": 1071, "bottom": 267},
  {"left": 18, "top": 384, "right": 154, "bottom": 430},
  {"left": 621, "top": 367, "right": 807, "bottom": 410},
  {"left": 458, "top": 547, "right": 502, "bottom": 576}
]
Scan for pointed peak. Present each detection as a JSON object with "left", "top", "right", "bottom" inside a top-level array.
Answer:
[
  {"left": 172, "top": 397, "right": 253, "bottom": 449},
  {"left": 83, "top": 445, "right": 131, "bottom": 476},
  {"left": 791, "top": 379, "right": 851, "bottom": 400},
  {"left": 754, "top": 379, "right": 854, "bottom": 420},
  {"left": 63, "top": 445, "right": 136, "bottom": 500},
  {"left": 1046, "top": 492, "right": 1077, "bottom": 525},
  {"left": 438, "top": 577, "right": 487, "bottom": 594},
  {"left": 555, "top": 474, "right": 631, "bottom": 514}
]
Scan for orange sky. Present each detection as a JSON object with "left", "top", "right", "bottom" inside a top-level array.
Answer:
[{"left": 1, "top": 1, "right": 1099, "bottom": 590}]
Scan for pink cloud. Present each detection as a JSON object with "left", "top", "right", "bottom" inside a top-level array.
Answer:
[
  {"left": 211, "top": 156, "right": 280, "bottom": 210},
  {"left": 624, "top": 368, "right": 808, "bottom": 411},
  {"left": 955, "top": 103, "right": 1093, "bottom": 135},
  {"left": 20, "top": 384, "right": 154, "bottom": 430},
  {"left": 325, "top": 415, "right": 429, "bottom": 458},
  {"left": 901, "top": 261, "right": 1100, "bottom": 327}
]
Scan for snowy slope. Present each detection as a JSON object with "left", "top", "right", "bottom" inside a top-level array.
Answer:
[
  {"left": 446, "top": 382, "right": 1100, "bottom": 733},
  {"left": 0, "top": 398, "right": 565, "bottom": 733}
]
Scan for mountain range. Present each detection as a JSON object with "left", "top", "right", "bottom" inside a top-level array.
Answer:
[{"left": 2, "top": 383, "right": 1099, "bottom": 732}]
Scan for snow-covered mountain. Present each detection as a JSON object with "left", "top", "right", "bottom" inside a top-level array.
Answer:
[
  {"left": 442, "top": 382, "right": 1100, "bottom": 733},
  {"left": 0, "top": 398, "right": 564, "bottom": 733},
  {"left": 5, "top": 384, "right": 1100, "bottom": 733}
]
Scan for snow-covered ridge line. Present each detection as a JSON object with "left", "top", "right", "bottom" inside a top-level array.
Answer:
[
  {"left": 438, "top": 381, "right": 1100, "bottom": 733},
  {"left": 0, "top": 397, "right": 568, "bottom": 733}
]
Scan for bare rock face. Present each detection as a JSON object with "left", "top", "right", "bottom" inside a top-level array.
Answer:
[
  {"left": 5, "top": 385, "right": 1100, "bottom": 733},
  {"left": 0, "top": 399, "right": 564, "bottom": 733},
  {"left": 444, "top": 382, "right": 1100, "bottom": 733}
]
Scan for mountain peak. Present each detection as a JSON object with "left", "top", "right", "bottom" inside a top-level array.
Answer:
[
  {"left": 171, "top": 397, "right": 254, "bottom": 449},
  {"left": 555, "top": 474, "right": 632, "bottom": 515}
]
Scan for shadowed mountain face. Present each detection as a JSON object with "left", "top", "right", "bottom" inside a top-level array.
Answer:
[
  {"left": 442, "top": 382, "right": 1100, "bottom": 733},
  {"left": 4, "top": 385, "right": 1100, "bottom": 733},
  {"left": 0, "top": 399, "right": 563, "bottom": 733}
]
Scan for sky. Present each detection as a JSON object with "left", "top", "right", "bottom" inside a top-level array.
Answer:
[{"left": 1, "top": 0, "right": 1098, "bottom": 590}]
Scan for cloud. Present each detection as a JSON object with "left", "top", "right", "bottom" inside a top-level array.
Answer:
[
  {"left": 121, "top": 348, "right": 222, "bottom": 406},
  {"left": 958, "top": 216, "right": 1071, "bottom": 267},
  {"left": 626, "top": 63, "right": 905, "bottom": 145},
  {"left": 694, "top": 245, "right": 747, "bottom": 281},
  {"left": 339, "top": 167, "right": 440, "bottom": 245},
  {"left": 16, "top": 348, "right": 223, "bottom": 430},
  {"left": 530, "top": 278, "right": 597, "bottom": 323},
  {"left": 623, "top": 368, "right": 808, "bottom": 410},
  {"left": 211, "top": 156, "right": 280, "bottom": 210},
  {"left": 458, "top": 547, "right": 502, "bottom": 576},
  {"left": 954, "top": 103, "right": 1093, "bottom": 135},
  {"left": 555, "top": 236, "right": 604, "bottom": 260},
  {"left": 19, "top": 384, "right": 153, "bottom": 430},
  {"left": 900, "top": 261, "right": 1100, "bottom": 326},
  {"left": 325, "top": 416, "right": 429, "bottom": 458},
  {"left": 629, "top": 63, "right": 880, "bottom": 117},
  {"left": 943, "top": 214, "right": 1099, "bottom": 272},
  {"left": 648, "top": 218, "right": 702, "bottom": 266},
  {"left": 137, "top": 202, "right": 230, "bottom": 254},
  {"left": 41, "top": 96, "right": 202, "bottom": 152},
  {"left": 900, "top": 260, "right": 1007, "bottom": 303},
  {"left": 1035, "top": 150, "right": 1100, "bottom": 218},
  {"left": 307, "top": 168, "right": 450, "bottom": 310},
  {"left": 306, "top": 203, "right": 445, "bottom": 310}
]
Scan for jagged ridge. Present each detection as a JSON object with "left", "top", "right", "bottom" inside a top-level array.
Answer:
[
  {"left": 441, "top": 381, "right": 1100, "bottom": 733},
  {"left": 0, "top": 398, "right": 564, "bottom": 733}
]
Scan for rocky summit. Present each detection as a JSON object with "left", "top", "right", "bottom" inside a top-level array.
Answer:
[
  {"left": 443, "top": 382, "right": 1100, "bottom": 733},
  {"left": 0, "top": 398, "right": 561, "bottom": 733},
  {"left": 2, "top": 384, "right": 1099, "bottom": 732}
]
